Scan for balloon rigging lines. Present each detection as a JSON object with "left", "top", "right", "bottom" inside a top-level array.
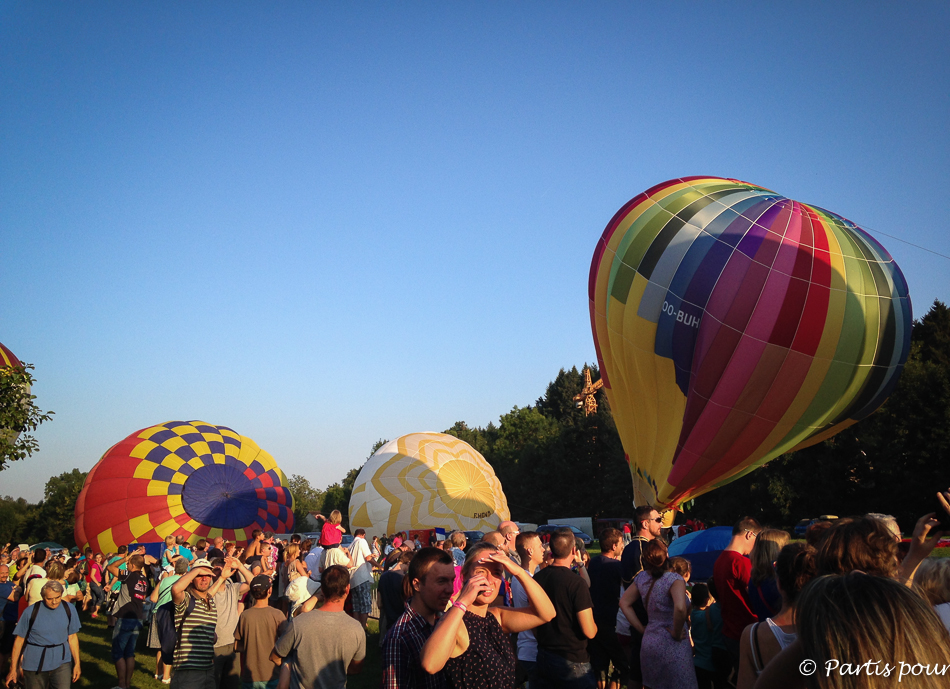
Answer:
[{"left": 861, "top": 224, "right": 950, "bottom": 262}]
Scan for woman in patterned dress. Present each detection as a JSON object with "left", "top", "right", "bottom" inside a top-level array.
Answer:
[
  {"left": 421, "top": 542, "right": 556, "bottom": 689},
  {"left": 620, "top": 539, "right": 697, "bottom": 689}
]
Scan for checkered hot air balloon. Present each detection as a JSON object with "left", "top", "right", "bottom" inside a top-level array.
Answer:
[
  {"left": 589, "top": 177, "right": 912, "bottom": 513},
  {"left": 348, "top": 432, "right": 510, "bottom": 538},
  {"left": 75, "top": 421, "right": 294, "bottom": 552}
]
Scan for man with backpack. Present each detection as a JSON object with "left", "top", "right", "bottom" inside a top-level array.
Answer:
[
  {"left": 108, "top": 550, "right": 152, "bottom": 689},
  {"left": 169, "top": 559, "right": 218, "bottom": 689},
  {"left": 4, "top": 580, "right": 81, "bottom": 689}
]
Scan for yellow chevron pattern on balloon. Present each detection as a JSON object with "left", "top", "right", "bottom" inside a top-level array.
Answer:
[{"left": 348, "top": 432, "right": 510, "bottom": 537}]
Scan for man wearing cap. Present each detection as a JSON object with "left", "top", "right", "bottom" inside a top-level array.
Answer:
[
  {"left": 208, "top": 557, "right": 253, "bottom": 689},
  {"left": 170, "top": 558, "right": 218, "bottom": 689},
  {"left": 272, "top": 564, "right": 365, "bottom": 689},
  {"left": 234, "top": 576, "right": 285, "bottom": 689}
]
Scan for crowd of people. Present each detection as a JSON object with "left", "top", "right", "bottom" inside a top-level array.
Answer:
[
  {"left": 379, "top": 502, "right": 950, "bottom": 689},
  {"left": 0, "top": 510, "right": 378, "bottom": 689},
  {"left": 1, "top": 494, "right": 950, "bottom": 689}
]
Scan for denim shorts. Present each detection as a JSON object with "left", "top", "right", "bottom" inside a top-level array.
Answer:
[{"left": 111, "top": 617, "right": 143, "bottom": 660}]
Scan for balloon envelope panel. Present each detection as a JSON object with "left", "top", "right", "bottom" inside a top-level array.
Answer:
[
  {"left": 74, "top": 421, "right": 294, "bottom": 552},
  {"left": 0, "top": 342, "right": 22, "bottom": 368},
  {"left": 0, "top": 341, "right": 27, "bottom": 445},
  {"left": 348, "top": 432, "right": 509, "bottom": 537},
  {"left": 589, "top": 177, "right": 912, "bottom": 510}
]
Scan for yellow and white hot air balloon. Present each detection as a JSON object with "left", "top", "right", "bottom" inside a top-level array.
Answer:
[{"left": 348, "top": 432, "right": 509, "bottom": 537}]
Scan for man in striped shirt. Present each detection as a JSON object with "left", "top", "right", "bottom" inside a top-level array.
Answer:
[{"left": 170, "top": 558, "right": 218, "bottom": 689}]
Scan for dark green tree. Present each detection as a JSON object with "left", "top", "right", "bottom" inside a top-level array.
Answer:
[
  {"left": 368, "top": 439, "right": 389, "bottom": 459},
  {"left": 288, "top": 474, "right": 325, "bottom": 530},
  {"left": 0, "top": 495, "right": 36, "bottom": 547},
  {"left": 450, "top": 365, "right": 632, "bottom": 524},
  {"left": 15, "top": 469, "right": 88, "bottom": 547},
  {"left": 0, "top": 363, "right": 54, "bottom": 471},
  {"left": 444, "top": 422, "right": 494, "bottom": 456}
]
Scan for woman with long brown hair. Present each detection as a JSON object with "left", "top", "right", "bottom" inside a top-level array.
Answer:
[
  {"left": 754, "top": 573, "right": 950, "bottom": 689},
  {"left": 620, "top": 538, "right": 697, "bottom": 689},
  {"left": 738, "top": 543, "right": 817, "bottom": 689},
  {"left": 420, "top": 542, "right": 555, "bottom": 689},
  {"left": 747, "top": 529, "right": 789, "bottom": 620}
]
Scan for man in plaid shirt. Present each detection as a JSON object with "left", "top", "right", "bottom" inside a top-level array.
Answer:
[{"left": 381, "top": 547, "right": 456, "bottom": 689}]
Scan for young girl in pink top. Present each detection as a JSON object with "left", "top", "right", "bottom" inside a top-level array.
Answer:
[{"left": 320, "top": 510, "right": 346, "bottom": 548}]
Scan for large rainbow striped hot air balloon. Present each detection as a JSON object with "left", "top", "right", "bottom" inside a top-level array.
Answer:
[
  {"left": 589, "top": 176, "right": 912, "bottom": 513},
  {"left": 75, "top": 421, "right": 294, "bottom": 553}
]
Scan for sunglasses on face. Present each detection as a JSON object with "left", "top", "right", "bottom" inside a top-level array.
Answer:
[{"left": 652, "top": 518, "right": 664, "bottom": 524}]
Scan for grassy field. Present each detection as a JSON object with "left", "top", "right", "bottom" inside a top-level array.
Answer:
[{"left": 74, "top": 613, "right": 384, "bottom": 689}]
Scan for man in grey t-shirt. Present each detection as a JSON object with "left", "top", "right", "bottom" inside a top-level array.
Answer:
[
  {"left": 272, "top": 565, "right": 365, "bottom": 689},
  {"left": 209, "top": 557, "right": 253, "bottom": 689}
]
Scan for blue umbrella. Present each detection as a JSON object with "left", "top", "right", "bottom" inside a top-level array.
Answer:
[{"left": 667, "top": 526, "right": 734, "bottom": 581}]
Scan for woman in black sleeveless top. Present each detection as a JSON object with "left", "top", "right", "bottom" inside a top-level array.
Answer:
[{"left": 421, "top": 542, "right": 555, "bottom": 689}]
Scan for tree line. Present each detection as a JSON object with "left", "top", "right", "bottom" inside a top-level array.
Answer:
[
  {"left": 2, "top": 300, "right": 947, "bottom": 546},
  {"left": 445, "top": 299, "right": 950, "bottom": 533}
]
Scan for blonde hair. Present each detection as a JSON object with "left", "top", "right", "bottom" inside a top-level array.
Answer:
[
  {"left": 750, "top": 529, "right": 790, "bottom": 585},
  {"left": 46, "top": 561, "right": 66, "bottom": 581},
  {"left": 798, "top": 574, "right": 950, "bottom": 689},
  {"left": 283, "top": 544, "right": 300, "bottom": 562},
  {"left": 914, "top": 558, "right": 950, "bottom": 606},
  {"left": 329, "top": 510, "right": 342, "bottom": 525}
]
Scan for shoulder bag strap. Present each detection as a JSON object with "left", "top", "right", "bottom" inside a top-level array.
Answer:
[
  {"left": 25, "top": 603, "right": 70, "bottom": 672},
  {"left": 750, "top": 622, "right": 764, "bottom": 673},
  {"left": 644, "top": 577, "right": 658, "bottom": 612},
  {"left": 174, "top": 594, "right": 197, "bottom": 662}
]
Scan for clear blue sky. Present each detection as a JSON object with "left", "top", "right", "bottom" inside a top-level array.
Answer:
[{"left": 2, "top": 2, "right": 948, "bottom": 502}]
